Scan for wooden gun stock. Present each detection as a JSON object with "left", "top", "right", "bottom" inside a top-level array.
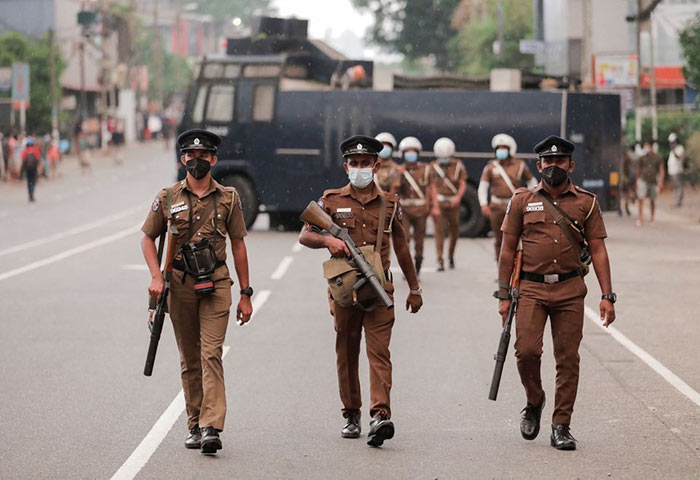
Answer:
[
  {"left": 300, "top": 201, "right": 336, "bottom": 233},
  {"left": 488, "top": 243, "right": 523, "bottom": 401}
]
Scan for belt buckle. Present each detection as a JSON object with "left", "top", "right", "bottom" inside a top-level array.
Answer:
[{"left": 543, "top": 274, "right": 559, "bottom": 284}]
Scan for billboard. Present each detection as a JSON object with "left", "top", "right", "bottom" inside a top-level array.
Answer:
[{"left": 593, "top": 54, "right": 638, "bottom": 89}]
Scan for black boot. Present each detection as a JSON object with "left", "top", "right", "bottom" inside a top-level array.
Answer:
[
  {"left": 341, "top": 410, "right": 361, "bottom": 439},
  {"left": 184, "top": 425, "right": 201, "bottom": 449},
  {"left": 520, "top": 393, "right": 545, "bottom": 440},
  {"left": 414, "top": 257, "right": 422, "bottom": 275},
  {"left": 367, "top": 416, "right": 394, "bottom": 447},
  {"left": 550, "top": 424, "right": 577, "bottom": 450},
  {"left": 449, "top": 258, "right": 455, "bottom": 269},
  {"left": 437, "top": 259, "right": 445, "bottom": 272},
  {"left": 200, "top": 426, "right": 222, "bottom": 454}
]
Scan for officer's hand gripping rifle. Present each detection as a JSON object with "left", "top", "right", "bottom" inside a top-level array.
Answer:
[
  {"left": 300, "top": 201, "right": 393, "bottom": 309},
  {"left": 488, "top": 241, "right": 523, "bottom": 401},
  {"left": 144, "top": 224, "right": 179, "bottom": 376}
]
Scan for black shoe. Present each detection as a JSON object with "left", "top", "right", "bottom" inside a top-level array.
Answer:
[
  {"left": 184, "top": 425, "right": 201, "bottom": 449},
  {"left": 437, "top": 260, "right": 445, "bottom": 272},
  {"left": 200, "top": 427, "right": 222, "bottom": 454},
  {"left": 367, "top": 416, "right": 394, "bottom": 447},
  {"left": 520, "top": 393, "right": 545, "bottom": 440},
  {"left": 415, "top": 258, "right": 422, "bottom": 275},
  {"left": 341, "top": 410, "right": 361, "bottom": 439},
  {"left": 550, "top": 424, "right": 577, "bottom": 450},
  {"left": 449, "top": 258, "right": 455, "bottom": 269}
]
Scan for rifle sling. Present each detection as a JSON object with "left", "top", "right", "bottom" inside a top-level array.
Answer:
[{"left": 536, "top": 191, "right": 585, "bottom": 263}]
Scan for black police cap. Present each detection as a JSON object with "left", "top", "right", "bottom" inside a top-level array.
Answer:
[
  {"left": 340, "top": 135, "right": 384, "bottom": 157},
  {"left": 177, "top": 128, "right": 221, "bottom": 152},
  {"left": 534, "top": 135, "right": 575, "bottom": 157}
]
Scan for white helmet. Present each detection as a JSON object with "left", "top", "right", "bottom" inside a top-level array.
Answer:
[
  {"left": 668, "top": 132, "right": 678, "bottom": 143},
  {"left": 491, "top": 133, "right": 517, "bottom": 155},
  {"left": 375, "top": 132, "right": 397, "bottom": 148},
  {"left": 433, "top": 137, "right": 455, "bottom": 158},
  {"left": 398, "top": 136, "right": 422, "bottom": 153}
]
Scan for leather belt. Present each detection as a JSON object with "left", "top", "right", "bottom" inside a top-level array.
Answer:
[
  {"left": 520, "top": 270, "right": 579, "bottom": 284},
  {"left": 490, "top": 196, "right": 510, "bottom": 205},
  {"left": 401, "top": 198, "right": 427, "bottom": 207}
]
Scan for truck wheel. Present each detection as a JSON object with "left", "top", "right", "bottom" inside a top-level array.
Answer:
[
  {"left": 221, "top": 175, "right": 259, "bottom": 229},
  {"left": 459, "top": 185, "right": 488, "bottom": 238}
]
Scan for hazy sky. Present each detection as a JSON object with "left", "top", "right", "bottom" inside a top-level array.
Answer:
[{"left": 272, "top": 0, "right": 374, "bottom": 52}]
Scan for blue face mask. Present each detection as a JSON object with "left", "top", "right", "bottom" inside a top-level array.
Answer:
[
  {"left": 378, "top": 146, "right": 392, "bottom": 159},
  {"left": 496, "top": 148, "right": 510, "bottom": 161},
  {"left": 404, "top": 151, "right": 419, "bottom": 163},
  {"left": 438, "top": 157, "right": 451, "bottom": 164}
]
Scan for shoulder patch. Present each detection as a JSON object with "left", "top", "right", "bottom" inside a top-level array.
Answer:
[
  {"left": 317, "top": 199, "right": 325, "bottom": 209},
  {"left": 397, "top": 203, "right": 404, "bottom": 221},
  {"left": 151, "top": 195, "right": 160, "bottom": 212}
]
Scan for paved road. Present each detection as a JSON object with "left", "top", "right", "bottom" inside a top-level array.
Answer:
[{"left": 1, "top": 143, "right": 699, "bottom": 479}]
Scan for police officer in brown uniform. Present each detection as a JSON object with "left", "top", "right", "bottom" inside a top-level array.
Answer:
[
  {"left": 430, "top": 137, "right": 467, "bottom": 271},
  {"left": 141, "top": 128, "right": 253, "bottom": 454},
  {"left": 479, "top": 133, "right": 537, "bottom": 261},
  {"left": 299, "top": 135, "right": 423, "bottom": 447},
  {"left": 392, "top": 136, "right": 439, "bottom": 275},
  {"left": 374, "top": 132, "right": 400, "bottom": 191},
  {"left": 496, "top": 135, "right": 616, "bottom": 450}
]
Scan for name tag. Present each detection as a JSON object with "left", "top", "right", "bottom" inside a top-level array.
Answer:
[
  {"left": 526, "top": 202, "right": 543, "bottom": 212},
  {"left": 171, "top": 203, "right": 188, "bottom": 214},
  {"left": 336, "top": 208, "right": 352, "bottom": 213}
]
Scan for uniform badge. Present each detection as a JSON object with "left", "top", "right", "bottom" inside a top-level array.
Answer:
[
  {"left": 551, "top": 144, "right": 558, "bottom": 152},
  {"left": 151, "top": 196, "right": 160, "bottom": 212},
  {"left": 317, "top": 199, "right": 324, "bottom": 209},
  {"left": 397, "top": 204, "right": 404, "bottom": 221},
  {"left": 194, "top": 138, "right": 200, "bottom": 145},
  {"left": 505, "top": 199, "right": 511, "bottom": 215},
  {"left": 357, "top": 143, "right": 363, "bottom": 150},
  {"left": 526, "top": 201, "right": 544, "bottom": 212}
]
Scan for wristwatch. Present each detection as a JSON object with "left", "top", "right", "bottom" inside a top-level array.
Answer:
[
  {"left": 240, "top": 286, "right": 254, "bottom": 297},
  {"left": 409, "top": 287, "right": 422, "bottom": 296},
  {"left": 601, "top": 293, "right": 617, "bottom": 304}
]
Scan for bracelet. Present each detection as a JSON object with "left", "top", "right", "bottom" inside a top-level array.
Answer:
[{"left": 409, "top": 287, "right": 422, "bottom": 296}]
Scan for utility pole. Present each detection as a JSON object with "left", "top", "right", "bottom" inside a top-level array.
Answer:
[
  {"left": 649, "top": 16, "right": 658, "bottom": 150},
  {"left": 79, "top": 37, "right": 87, "bottom": 120},
  {"left": 496, "top": 2, "right": 504, "bottom": 62},
  {"left": 152, "top": 0, "right": 163, "bottom": 107},
  {"left": 48, "top": 29, "right": 59, "bottom": 139}
]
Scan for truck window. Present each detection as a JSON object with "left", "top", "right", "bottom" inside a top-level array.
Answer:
[
  {"left": 244, "top": 65, "right": 281, "bottom": 78},
  {"left": 192, "top": 85, "right": 207, "bottom": 123},
  {"left": 205, "top": 84, "right": 235, "bottom": 122},
  {"left": 203, "top": 63, "right": 224, "bottom": 79},
  {"left": 224, "top": 64, "right": 241, "bottom": 78},
  {"left": 252, "top": 84, "right": 275, "bottom": 122}
]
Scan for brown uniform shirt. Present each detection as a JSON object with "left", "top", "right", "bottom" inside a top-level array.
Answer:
[
  {"left": 142, "top": 178, "right": 247, "bottom": 264},
  {"left": 480, "top": 158, "right": 534, "bottom": 200},
  {"left": 638, "top": 152, "right": 662, "bottom": 183},
  {"left": 393, "top": 162, "right": 432, "bottom": 204},
  {"left": 430, "top": 159, "right": 467, "bottom": 197},
  {"left": 501, "top": 181, "right": 607, "bottom": 275},
  {"left": 315, "top": 183, "right": 405, "bottom": 272},
  {"left": 375, "top": 159, "right": 400, "bottom": 192}
]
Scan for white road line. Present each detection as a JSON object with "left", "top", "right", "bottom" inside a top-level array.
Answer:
[
  {"left": 122, "top": 264, "right": 149, "bottom": 271},
  {"left": 111, "top": 290, "right": 272, "bottom": 480},
  {"left": 0, "top": 223, "right": 142, "bottom": 282},
  {"left": 585, "top": 306, "right": 700, "bottom": 408},
  {"left": 270, "top": 256, "right": 294, "bottom": 280},
  {"left": 110, "top": 345, "right": 232, "bottom": 480},
  {"left": 0, "top": 205, "right": 144, "bottom": 258},
  {"left": 292, "top": 241, "right": 303, "bottom": 253}
]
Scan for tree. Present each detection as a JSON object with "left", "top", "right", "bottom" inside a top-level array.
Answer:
[
  {"left": 680, "top": 13, "right": 700, "bottom": 92},
  {"left": 352, "top": 0, "right": 462, "bottom": 71},
  {"left": 132, "top": 29, "right": 191, "bottom": 103},
  {"left": 450, "top": 0, "right": 534, "bottom": 76},
  {"left": 0, "top": 32, "right": 65, "bottom": 134}
]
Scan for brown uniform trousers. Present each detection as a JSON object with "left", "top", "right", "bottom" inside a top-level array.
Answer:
[
  {"left": 515, "top": 277, "right": 587, "bottom": 425},
  {"left": 488, "top": 202, "right": 507, "bottom": 259},
  {"left": 433, "top": 203, "right": 460, "bottom": 263},
  {"left": 403, "top": 207, "right": 427, "bottom": 261},
  {"left": 334, "top": 298, "right": 395, "bottom": 419},
  {"left": 169, "top": 267, "right": 232, "bottom": 431}
]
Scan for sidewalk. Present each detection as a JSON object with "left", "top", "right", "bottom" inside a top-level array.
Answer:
[{"left": 656, "top": 184, "right": 700, "bottom": 224}]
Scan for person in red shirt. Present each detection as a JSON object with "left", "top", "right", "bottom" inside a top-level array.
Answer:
[{"left": 21, "top": 137, "right": 42, "bottom": 202}]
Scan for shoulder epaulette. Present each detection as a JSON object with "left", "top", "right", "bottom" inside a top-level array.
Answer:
[
  {"left": 574, "top": 185, "right": 596, "bottom": 197},
  {"left": 322, "top": 187, "right": 344, "bottom": 197},
  {"left": 513, "top": 187, "right": 529, "bottom": 195}
]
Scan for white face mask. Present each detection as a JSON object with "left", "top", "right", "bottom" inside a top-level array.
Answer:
[
  {"left": 378, "top": 146, "right": 392, "bottom": 159},
  {"left": 348, "top": 167, "right": 374, "bottom": 188}
]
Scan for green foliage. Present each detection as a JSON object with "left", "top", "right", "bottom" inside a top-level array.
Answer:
[
  {"left": 352, "top": 0, "right": 461, "bottom": 71},
  {"left": 132, "top": 29, "right": 192, "bottom": 102},
  {"left": 624, "top": 111, "right": 700, "bottom": 167},
  {"left": 195, "top": 0, "right": 277, "bottom": 23},
  {"left": 679, "top": 13, "right": 700, "bottom": 91},
  {"left": 451, "top": 0, "right": 534, "bottom": 76},
  {"left": 0, "top": 32, "right": 65, "bottom": 134}
]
